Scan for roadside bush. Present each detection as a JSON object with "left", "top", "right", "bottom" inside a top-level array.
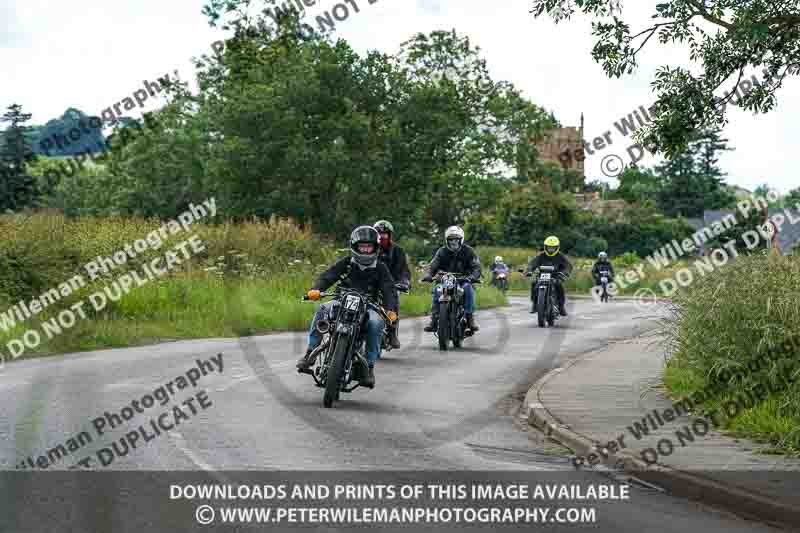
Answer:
[{"left": 662, "top": 254, "right": 800, "bottom": 454}]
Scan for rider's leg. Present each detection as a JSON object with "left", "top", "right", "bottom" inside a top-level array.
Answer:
[
  {"left": 557, "top": 283, "right": 568, "bottom": 316},
  {"left": 424, "top": 285, "right": 440, "bottom": 332},
  {"left": 362, "top": 309, "right": 383, "bottom": 386},
  {"left": 388, "top": 288, "right": 401, "bottom": 348},
  {"left": 297, "top": 303, "right": 329, "bottom": 368},
  {"left": 462, "top": 282, "right": 479, "bottom": 330}
]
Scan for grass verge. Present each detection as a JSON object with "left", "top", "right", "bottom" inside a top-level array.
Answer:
[{"left": 661, "top": 253, "right": 800, "bottom": 456}]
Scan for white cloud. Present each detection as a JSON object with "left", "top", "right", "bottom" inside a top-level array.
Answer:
[{"left": 2, "top": 0, "right": 797, "bottom": 192}]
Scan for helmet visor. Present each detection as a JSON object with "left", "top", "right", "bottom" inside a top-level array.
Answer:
[
  {"left": 545, "top": 245, "right": 559, "bottom": 255},
  {"left": 447, "top": 238, "right": 461, "bottom": 251}
]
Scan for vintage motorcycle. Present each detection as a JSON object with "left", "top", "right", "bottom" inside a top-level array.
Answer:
[
  {"left": 299, "top": 286, "right": 393, "bottom": 408},
  {"left": 525, "top": 265, "right": 561, "bottom": 328},
  {"left": 491, "top": 269, "right": 509, "bottom": 292},
  {"left": 598, "top": 268, "right": 611, "bottom": 303},
  {"left": 425, "top": 272, "right": 480, "bottom": 351}
]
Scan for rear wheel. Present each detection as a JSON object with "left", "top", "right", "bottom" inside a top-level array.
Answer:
[
  {"left": 323, "top": 337, "right": 349, "bottom": 408},
  {"left": 537, "top": 287, "right": 547, "bottom": 328},
  {"left": 438, "top": 302, "right": 450, "bottom": 350}
]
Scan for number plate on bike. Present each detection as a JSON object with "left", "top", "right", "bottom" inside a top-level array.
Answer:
[
  {"left": 601, "top": 276, "right": 608, "bottom": 283},
  {"left": 540, "top": 273, "right": 551, "bottom": 280},
  {"left": 344, "top": 295, "right": 360, "bottom": 310}
]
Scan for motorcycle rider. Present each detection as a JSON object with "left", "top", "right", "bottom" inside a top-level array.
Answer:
[
  {"left": 591, "top": 252, "right": 615, "bottom": 286},
  {"left": 524, "top": 236, "right": 573, "bottom": 316},
  {"left": 297, "top": 226, "right": 398, "bottom": 388},
  {"left": 373, "top": 220, "right": 411, "bottom": 349},
  {"left": 421, "top": 226, "right": 481, "bottom": 332},
  {"left": 490, "top": 256, "right": 510, "bottom": 288}
]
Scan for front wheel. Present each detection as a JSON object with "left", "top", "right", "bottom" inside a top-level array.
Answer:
[
  {"left": 323, "top": 337, "right": 349, "bottom": 408},
  {"left": 536, "top": 287, "right": 547, "bottom": 328},
  {"left": 601, "top": 283, "right": 609, "bottom": 302},
  {"left": 452, "top": 307, "right": 463, "bottom": 348},
  {"left": 438, "top": 302, "right": 450, "bottom": 350}
]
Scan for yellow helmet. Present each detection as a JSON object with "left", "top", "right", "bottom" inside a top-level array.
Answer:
[{"left": 544, "top": 236, "right": 560, "bottom": 256}]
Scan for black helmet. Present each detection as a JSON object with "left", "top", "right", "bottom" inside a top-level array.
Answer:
[{"left": 350, "top": 226, "right": 379, "bottom": 267}]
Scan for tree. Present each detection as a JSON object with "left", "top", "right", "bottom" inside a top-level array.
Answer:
[
  {"left": 0, "top": 104, "right": 40, "bottom": 211},
  {"left": 653, "top": 126, "right": 736, "bottom": 217},
  {"left": 614, "top": 165, "right": 661, "bottom": 206},
  {"left": 531, "top": 0, "right": 800, "bottom": 157},
  {"left": 783, "top": 187, "right": 800, "bottom": 207}
]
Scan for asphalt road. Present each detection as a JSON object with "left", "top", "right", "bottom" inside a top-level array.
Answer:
[{"left": 0, "top": 297, "right": 778, "bottom": 532}]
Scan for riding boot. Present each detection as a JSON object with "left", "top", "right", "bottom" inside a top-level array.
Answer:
[
  {"left": 361, "top": 365, "right": 375, "bottom": 387},
  {"left": 424, "top": 309, "right": 439, "bottom": 332},
  {"left": 466, "top": 313, "right": 479, "bottom": 331},
  {"left": 296, "top": 347, "right": 317, "bottom": 370},
  {"left": 389, "top": 319, "right": 401, "bottom": 349}
]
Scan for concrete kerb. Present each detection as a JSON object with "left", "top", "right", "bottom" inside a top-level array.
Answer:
[{"left": 524, "top": 341, "right": 800, "bottom": 530}]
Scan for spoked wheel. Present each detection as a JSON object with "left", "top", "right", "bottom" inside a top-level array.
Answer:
[
  {"left": 453, "top": 312, "right": 463, "bottom": 348},
  {"left": 323, "top": 339, "right": 348, "bottom": 408},
  {"left": 438, "top": 302, "right": 450, "bottom": 351},
  {"left": 537, "top": 288, "right": 547, "bottom": 328},
  {"left": 547, "top": 295, "right": 557, "bottom": 327}
]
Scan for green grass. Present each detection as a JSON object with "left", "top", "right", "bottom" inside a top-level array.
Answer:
[
  {"left": 0, "top": 268, "right": 507, "bottom": 362},
  {"left": 661, "top": 253, "right": 800, "bottom": 456}
]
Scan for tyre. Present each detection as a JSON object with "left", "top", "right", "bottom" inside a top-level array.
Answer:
[
  {"left": 537, "top": 287, "right": 547, "bottom": 328},
  {"left": 323, "top": 337, "right": 349, "bottom": 408},
  {"left": 438, "top": 302, "right": 450, "bottom": 350},
  {"left": 547, "top": 294, "right": 556, "bottom": 327},
  {"left": 453, "top": 310, "right": 463, "bottom": 348}
]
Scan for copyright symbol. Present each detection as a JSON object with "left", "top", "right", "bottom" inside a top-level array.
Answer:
[
  {"left": 196, "top": 505, "right": 215, "bottom": 525},
  {"left": 634, "top": 288, "right": 658, "bottom": 312},
  {"left": 601, "top": 154, "right": 624, "bottom": 177}
]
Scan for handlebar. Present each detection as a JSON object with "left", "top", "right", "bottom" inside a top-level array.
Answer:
[
  {"left": 301, "top": 287, "right": 395, "bottom": 321},
  {"left": 422, "top": 271, "right": 481, "bottom": 284}
]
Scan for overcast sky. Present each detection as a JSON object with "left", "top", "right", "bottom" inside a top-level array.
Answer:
[{"left": 2, "top": 0, "right": 797, "bottom": 193}]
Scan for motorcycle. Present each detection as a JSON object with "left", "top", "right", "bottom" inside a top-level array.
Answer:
[
  {"left": 598, "top": 269, "right": 611, "bottom": 303},
  {"left": 425, "top": 271, "right": 480, "bottom": 351},
  {"left": 525, "top": 266, "right": 560, "bottom": 328},
  {"left": 299, "top": 286, "right": 392, "bottom": 408},
  {"left": 491, "top": 270, "right": 509, "bottom": 292}
]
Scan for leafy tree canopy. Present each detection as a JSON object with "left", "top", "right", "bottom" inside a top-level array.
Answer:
[{"left": 531, "top": 0, "right": 800, "bottom": 157}]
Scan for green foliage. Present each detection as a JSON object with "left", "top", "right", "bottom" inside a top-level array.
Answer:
[
  {"left": 0, "top": 104, "right": 40, "bottom": 211},
  {"left": 663, "top": 255, "right": 800, "bottom": 454},
  {"left": 653, "top": 126, "right": 737, "bottom": 217},
  {"left": 531, "top": 0, "right": 800, "bottom": 158}
]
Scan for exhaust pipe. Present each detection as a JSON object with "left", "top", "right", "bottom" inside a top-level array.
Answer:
[{"left": 316, "top": 319, "right": 330, "bottom": 334}]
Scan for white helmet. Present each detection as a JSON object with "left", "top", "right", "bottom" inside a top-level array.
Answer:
[
  {"left": 444, "top": 226, "right": 464, "bottom": 252},
  {"left": 494, "top": 256, "right": 502, "bottom": 264}
]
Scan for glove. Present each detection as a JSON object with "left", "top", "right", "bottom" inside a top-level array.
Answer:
[
  {"left": 387, "top": 310, "right": 398, "bottom": 322},
  {"left": 307, "top": 289, "right": 321, "bottom": 301},
  {"left": 420, "top": 275, "right": 433, "bottom": 283},
  {"left": 396, "top": 283, "right": 410, "bottom": 292}
]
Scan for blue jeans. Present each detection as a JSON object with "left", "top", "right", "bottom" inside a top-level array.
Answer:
[
  {"left": 307, "top": 302, "right": 384, "bottom": 366},
  {"left": 432, "top": 281, "right": 475, "bottom": 314}
]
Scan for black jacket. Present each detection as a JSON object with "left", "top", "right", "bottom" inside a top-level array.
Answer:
[
  {"left": 311, "top": 257, "right": 398, "bottom": 311},
  {"left": 592, "top": 260, "right": 615, "bottom": 279},
  {"left": 377, "top": 245, "right": 411, "bottom": 287},
  {"left": 425, "top": 245, "right": 482, "bottom": 281},
  {"left": 525, "top": 252, "right": 573, "bottom": 277}
]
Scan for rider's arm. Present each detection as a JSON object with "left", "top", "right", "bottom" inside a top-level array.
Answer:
[
  {"left": 561, "top": 254, "right": 574, "bottom": 276},
  {"left": 608, "top": 263, "right": 615, "bottom": 276},
  {"left": 526, "top": 255, "right": 541, "bottom": 275},
  {"left": 311, "top": 257, "right": 349, "bottom": 291},
  {"left": 395, "top": 247, "right": 412, "bottom": 287},
  {"left": 591, "top": 262, "right": 600, "bottom": 276},
  {"left": 378, "top": 263, "right": 399, "bottom": 311},
  {"left": 424, "top": 248, "right": 443, "bottom": 280},
  {"left": 467, "top": 249, "right": 481, "bottom": 282}
]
